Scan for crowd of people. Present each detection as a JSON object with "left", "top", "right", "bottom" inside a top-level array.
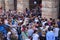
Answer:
[{"left": 0, "top": 7, "right": 60, "bottom": 40}]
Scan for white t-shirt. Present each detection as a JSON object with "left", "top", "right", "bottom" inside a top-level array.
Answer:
[
  {"left": 53, "top": 28, "right": 59, "bottom": 37},
  {"left": 44, "top": 25, "right": 49, "bottom": 31},
  {"left": 34, "top": 18, "right": 39, "bottom": 23},
  {"left": 32, "top": 33, "right": 39, "bottom": 40},
  {"left": 42, "top": 21, "right": 47, "bottom": 26},
  {"left": 7, "top": 32, "right": 11, "bottom": 40}
]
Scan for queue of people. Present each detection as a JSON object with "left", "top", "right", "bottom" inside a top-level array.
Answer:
[{"left": 0, "top": 8, "right": 60, "bottom": 40}]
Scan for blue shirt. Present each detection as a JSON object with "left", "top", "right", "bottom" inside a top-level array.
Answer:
[
  {"left": 46, "top": 31, "right": 55, "bottom": 40},
  {"left": 0, "top": 24, "right": 7, "bottom": 37},
  {"left": 28, "top": 29, "right": 34, "bottom": 36},
  {"left": 12, "top": 19, "right": 15, "bottom": 25}
]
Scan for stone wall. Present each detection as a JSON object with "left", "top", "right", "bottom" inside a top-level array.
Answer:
[
  {"left": 8, "top": 0, "right": 14, "bottom": 10},
  {"left": 17, "top": 0, "right": 29, "bottom": 12},
  {"left": 0, "top": 0, "right": 59, "bottom": 19},
  {"left": 0, "top": 0, "right": 1, "bottom": 8},
  {"left": 5, "top": 0, "right": 9, "bottom": 11},
  {"left": 42, "top": 0, "right": 59, "bottom": 19},
  {"left": 0, "top": 0, "right": 4, "bottom": 9}
]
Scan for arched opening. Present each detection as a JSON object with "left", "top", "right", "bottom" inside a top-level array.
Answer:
[{"left": 29, "top": 0, "right": 42, "bottom": 17}]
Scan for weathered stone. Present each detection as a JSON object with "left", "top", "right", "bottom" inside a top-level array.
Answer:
[
  {"left": 42, "top": 0, "right": 58, "bottom": 19},
  {"left": 5, "top": 0, "right": 9, "bottom": 11},
  {"left": 0, "top": 0, "right": 2, "bottom": 8},
  {"left": 17, "top": 0, "right": 29, "bottom": 12},
  {"left": 0, "top": 0, "right": 59, "bottom": 19},
  {"left": 8, "top": 0, "right": 14, "bottom": 10}
]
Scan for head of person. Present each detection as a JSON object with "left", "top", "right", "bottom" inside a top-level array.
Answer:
[
  {"left": 6, "top": 27, "right": 11, "bottom": 32},
  {"left": 50, "top": 18, "right": 53, "bottom": 21},
  {"left": 45, "top": 19, "right": 47, "bottom": 22},
  {"left": 48, "top": 27, "right": 53, "bottom": 31},
  {"left": 0, "top": 18, "right": 2, "bottom": 25},
  {"left": 54, "top": 24, "right": 58, "bottom": 28},
  {"left": 0, "top": 18, "right": 4, "bottom": 25},
  {"left": 34, "top": 30, "right": 38, "bottom": 34},
  {"left": 45, "top": 23, "right": 48, "bottom": 26}
]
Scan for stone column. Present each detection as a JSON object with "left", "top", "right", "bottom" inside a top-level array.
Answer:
[
  {"left": 5, "top": 0, "right": 9, "bottom": 11},
  {"left": 0, "top": 0, "right": 2, "bottom": 8},
  {"left": 0, "top": 0, "right": 4, "bottom": 9},
  {"left": 17, "top": 0, "right": 23, "bottom": 12},
  {"left": 8, "top": 0, "right": 14, "bottom": 10},
  {"left": 42, "top": 0, "right": 58, "bottom": 19},
  {"left": 23, "top": 0, "right": 29, "bottom": 9},
  {"left": 17, "top": 0, "right": 29, "bottom": 12},
  {"left": 52, "top": 0, "right": 59, "bottom": 19}
]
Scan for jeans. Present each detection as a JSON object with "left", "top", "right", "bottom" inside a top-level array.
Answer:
[{"left": 18, "top": 34, "right": 23, "bottom": 40}]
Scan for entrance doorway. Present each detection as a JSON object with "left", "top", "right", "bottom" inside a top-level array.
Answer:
[{"left": 29, "top": 0, "right": 42, "bottom": 10}]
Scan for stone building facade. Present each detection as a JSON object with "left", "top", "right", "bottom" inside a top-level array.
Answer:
[
  {"left": 42, "top": 0, "right": 59, "bottom": 19},
  {"left": 0, "top": 0, "right": 59, "bottom": 19}
]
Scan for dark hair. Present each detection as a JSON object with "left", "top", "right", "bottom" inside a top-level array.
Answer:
[
  {"left": 1, "top": 18, "right": 4, "bottom": 24},
  {"left": 45, "top": 23, "right": 48, "bottom": 26},
  {"left": 6, "top": 27, "right": 11, "bottom": 32},
  {"left": 45, "top": 19, "right": 47, "bottom": 21},
  {"left": 48, "top": 27, "right": 53, "bottom": 31},
  {"left": 50, "top": 18, "right": 52, "bottom": 20},
  {"left": 34, "top": 30, "right": 38, "bottom": 33}
]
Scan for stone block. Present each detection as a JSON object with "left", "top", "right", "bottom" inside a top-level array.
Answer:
[{"left": 42, "top": 1, "right": 52, "bottom": 8}]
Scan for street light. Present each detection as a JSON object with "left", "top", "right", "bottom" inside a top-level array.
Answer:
[{"left": 34, "top": 1, "right": 37, "bottom": 4}]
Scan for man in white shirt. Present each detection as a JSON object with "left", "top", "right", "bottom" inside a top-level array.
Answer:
[
  {"left": 53, "top": 26, "right": 59, "bottom": 40},
  {"left": 32, "top": 30, "right": 39, "bottom": 40}
]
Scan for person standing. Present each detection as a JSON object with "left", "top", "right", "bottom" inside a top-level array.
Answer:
[
  {"left": 46, "top": 27, "right": 55, "bottom": 40},
  {"left": 7, "top": 28, "right": 11, "bottom": 40},
  {"left": 17, "top": 22, "right": 22, "bottom": 40},
  {"left": 22, "top": 27, "right": 30, "bottom": 40},
  {"left": 53, "top": 24, "right": 59, "bottom": 40},
  {"left": 0, "top": 18, "right": 7, "bottom": 40},
  {"left": 32, "top": 30, "right": 39, "bottom": 40}
]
